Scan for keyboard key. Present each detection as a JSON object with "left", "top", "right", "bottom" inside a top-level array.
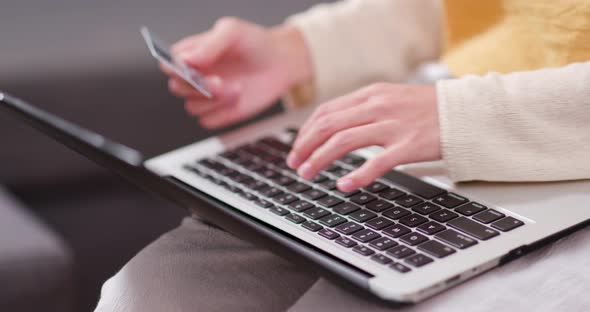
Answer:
[
  {"left": 382, "top": 207, "right": 410, "bottom": 220},
  {"left": 473, "top": 209, "right": 505, "bottom": 224},
  {"left": 301, "top": 221, "right": 323, "bottom": 232},
  {"left": 288, "top": 200, "right": 314, "bottom": 212},
  {"left": 386, "top": 245, "right": 416, "bottom": 259},
  {"left": 260, "top": 168, "right": 280, "bottom": 179},
  {"left": 319, "top": 179, "right": 337, "bottom": 190},
  {"left": 350, "top": 193, "right": 376, "bottom": 205},
  {"left": 214, "top": 165, "right": 235, "bottom": 177},
  {"left": 203, "top": 174, "right": 219, "bottom": 184},
  {"left": 260, "top": 187, "right": 283, "bottom": 198},
  {"left": 335, "top": 236, "right": 357, "bottom": 248},
  {"left": 371, "top": 254, "right": 393, "bottom": 265},
  {"left": 302, "top": 188, "right": 327, "bottom": 200},
  {"left": 254, "top": 199, "right": 273, "bottom": 208},
  {"left": 448, "top": 217, "right": 499, "bottom": 240},
  {"left": 276, "top": 161, "right": 294, "bottom": 172},
  {"left": 225, "top": 184, "right": 243, "bottom": 194},
  {"left": 430, "top": 209, "right": 459, "bottom": 223},
  {"left": 231, "top": 173, "right": 252, "bottom": 183},
  {"left": 491, "top": 217, "right": 524, "bottom": 232},
  {"left": 285, "top": 213, "right": 306, "bottom": 224},
  {"left": 349, "top": 210, "right": 377, "bottom": 223},
  {"left": 435, "top": 229, "right": 478, "bottom": 249},
  {"left": 333, "top": 189, "right": 360, "bottom": 198},
  {"left": 332, "top": 168, "right": 351, "bottom": 177},
  {"left": 317, "top": 196, "right": 344, "bottom": 208},
  {"left": 198, "top": 158, "right": 222, "bottom": 169},
  {"left": 390, "top": 262, "right": 411, "bottom": 273},
  {"left": 365, "top": 217, "right": 394, "bottom": 230},
  {"left": 318, "top": 228, "right": 340, "bottom": 240},
  {"left": 400, "top": 232, "right": 428, "bottom": 246},
  {"left": 258, "top": 137, "right": 291, "bottom": 153},
  {"left": 233, "top": 157, "right": 254, "bottom": 167},
  {"left": 369, "top": 237, "right": 398, "bottom": 251},
  {"left": 399, "top": 214, "right": 428, "bottom": 227},
  {"left": 339, "top": 154, "right": 366, "bottom": 167},
  {"left": 395, "top": 195, "right": 423, "bottom": 208},
  {"left": 433, "top": 193, "right": 468, "bottom": 208},
  {"left": 412, "top": 202, "right": 441, "bottom": 215},
  {"left": 244, "top": 162, "right": 265, "bottom": 172},
  {"left": 365, "top": 200, "right": 393, "bottom": 212},
  {"left": 352, "top": 245, "right": 375, "bottom": 256},
  {"left": 418, "top": 240, "right": 456, "bottom": 258},
  {"left": 379, "top": 188, "right": 406, "bottom": 200},
  {"left": 288, "top": 182, "right": 312, "bottom": 193},
  {"left": 382, "top": 224, "right": 411, "bottom": 238},
  {"left": 303, "top": 207, "right": 331, "bottom": 220},
  {"left": 417, "top": 221, "right": 446, "bottom": 235},
  {"left": 335, "top": 222, "right": 364, "bottom": 235},
  {"left": 312, "top": 174, "right": 329, "bottom": 183},
  {"left": 382, "top": 170, "right": 446, "bottom": 199},
  {"left": 365, "top": 182, "right": 389, "bottom": 194},
  {"left": 184, "top": 164, "right": 204, "bottom": 175},
  {"left": 404, "top": 253, "right": 434, "bottom": 268},
  {"left": 244, "top": 180, "right": 268, "bottom": 191},
  {"left": 273, "top": 175, "right": 295, "bottom": 186},
  {"left": 319, "top": 215, "right": 347, "bottom": 227},
  {"left": 219, "top": 151, "right": 240, "bottom": 160},
  {"left": 455, "top": 202, "right": 486, "bottom": 216},
  {"left": 240, "top": 192, "right": 258, "bottom": 201},
  {"left": 352, "top": 229, "right": 381, "bottom": 243},
  {"left": 273, "top": 193, "right": 298, "bottom": 205},
  {"left": 332, "top": 202, "right": 361, "bottom": 215},
  {"left": 269, "top": 205, "right": 289, "bottom": 216},
  {"left": 325, "top": 164, "right": 342, "bottom": 172}
]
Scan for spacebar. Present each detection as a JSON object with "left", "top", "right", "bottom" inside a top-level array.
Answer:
[{"left": 382, "top": 170, "right": 446, "bottom": 199}]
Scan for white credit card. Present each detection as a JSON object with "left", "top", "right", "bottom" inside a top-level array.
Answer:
[{"left": 141, "top": 26, "right": 213, "bottom": 99}]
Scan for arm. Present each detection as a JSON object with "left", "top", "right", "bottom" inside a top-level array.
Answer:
[
  {"left": 285, "top": 63, "right": 590, "bottom": 192},
  {"left": 437, "top": 61, "right": 590, "bottom": 182},
  {"left": 287, "top": 0, "right": 442, "bottom": 107}
]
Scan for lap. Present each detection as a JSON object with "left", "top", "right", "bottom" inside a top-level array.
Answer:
[
  {"left": 96, "top": 214, "right": 590, "bottom": 311},
  {"left": 289, "top": 226, "right": 590, "bottom": 311},
  {"left": 95, "top": 216, "right": 317, "bottom": 312}
]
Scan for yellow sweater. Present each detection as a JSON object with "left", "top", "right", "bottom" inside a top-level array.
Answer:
[{"left": 443, "top": 0, "right": 590, "bottom": 76}]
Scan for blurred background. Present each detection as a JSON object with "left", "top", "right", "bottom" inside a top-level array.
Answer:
[{"left": 0, "top": 0, "right": 321, "bottom": 310}]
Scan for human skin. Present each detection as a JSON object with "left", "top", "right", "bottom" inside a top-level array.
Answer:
[
  {"left": 163, "top": 17, "right": 312, "bottom": 129},
  {"left": 162, "top": 18, "right": 441, "bottom": 192}
]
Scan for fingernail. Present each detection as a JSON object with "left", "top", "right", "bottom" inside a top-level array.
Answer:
[
  {"left": 298, "top": 163, "right": 313, "bottom": 179},
  {"left": 286, "top": 153, "right": 299, "bottom": 168},
  {"left": 337, "top": 177, "right": 356, "bottom": 192}
]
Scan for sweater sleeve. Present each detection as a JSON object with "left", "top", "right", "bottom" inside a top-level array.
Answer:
[
  {"left": 286, "top": 0, "right": 442, "bottom": 106},
  {"left": 437, "top": 61, "right": 590, "bottom": 182}
]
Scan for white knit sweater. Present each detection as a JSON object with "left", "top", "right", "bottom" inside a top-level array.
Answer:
[{"left": 288, "top": 0, "right": 590, "bottom": 182}]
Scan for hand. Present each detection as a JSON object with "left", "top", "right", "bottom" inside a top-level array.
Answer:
[
  {"left": 163, "top": 18, "right": 312, "bottom": 129},
  {"left": 286, "top": 83, "right": 441, "bottom": 192}
]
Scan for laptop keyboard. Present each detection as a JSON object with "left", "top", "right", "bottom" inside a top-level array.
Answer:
[{"left": 184, "top": 134, "right": 525, "bottom": 274}]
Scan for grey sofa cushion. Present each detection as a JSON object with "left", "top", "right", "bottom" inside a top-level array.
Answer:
[{"left": 0, "top": 187, "right": 74, "bottom": 312}]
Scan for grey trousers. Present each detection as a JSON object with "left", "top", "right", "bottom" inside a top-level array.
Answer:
[{"left": 95, "top": 216, "right": 590, "bottom": 312}]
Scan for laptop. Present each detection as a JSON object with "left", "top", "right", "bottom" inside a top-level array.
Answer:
[{"left": 1, "top": 92, "right": 588, "bottom": 305}]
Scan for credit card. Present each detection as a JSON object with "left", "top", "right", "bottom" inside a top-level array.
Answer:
[{"left": 141, "top": 26, "right": 213, "bottom": 99}]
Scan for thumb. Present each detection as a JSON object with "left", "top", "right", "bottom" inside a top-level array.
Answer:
[{"left": 180, "top": 18, "right": 242, "bottom": 68}]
